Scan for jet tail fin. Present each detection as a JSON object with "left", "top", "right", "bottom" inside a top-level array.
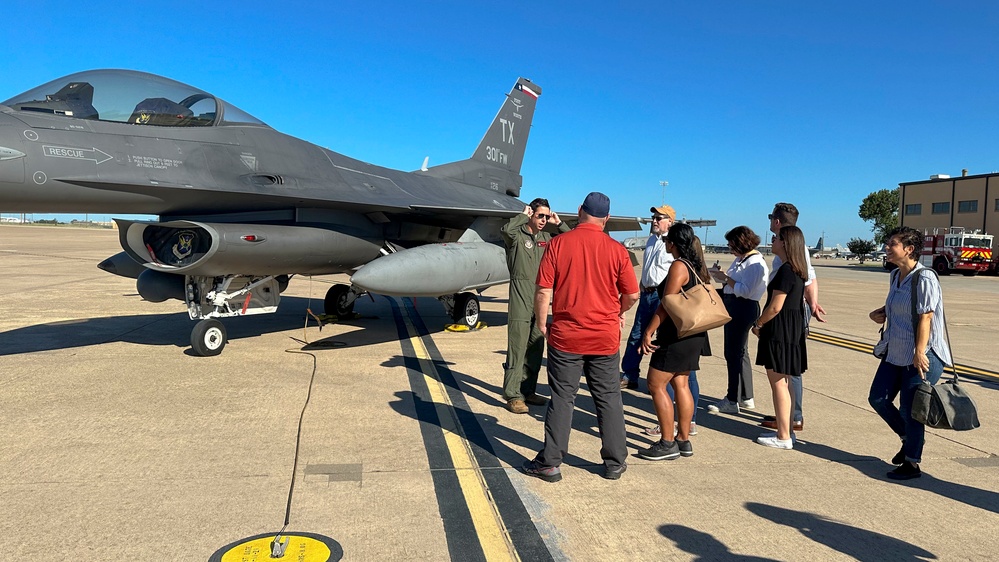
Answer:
[{"left": 422, "top": 78, "right": 541, "bottom": 198}]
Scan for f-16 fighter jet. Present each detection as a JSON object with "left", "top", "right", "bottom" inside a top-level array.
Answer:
[
  {"left": 0, "top": 70, "right": 634, "bottom": 355},
  {"left": 0, "top": 70, "right": 556, "bottom": 355}
]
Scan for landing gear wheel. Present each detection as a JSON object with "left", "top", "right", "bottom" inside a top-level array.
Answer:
[
  {"left": 452, "top": 292, "right": 480, "bottom": 327},
  {"left": 191, "top": 319, "right": 226, "bottom": 356},
  {"left": 324, "top": 284, "right": 355, "bottom": 316},
  {"left": 933, "top": 258, "right": 950, "bottom": 275}
]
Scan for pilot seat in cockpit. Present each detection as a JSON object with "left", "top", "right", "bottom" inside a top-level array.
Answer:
[
  {"left": 129, "top": 97, "right": 194, "bottom": 126},
  {"left": 44, "top": 82, "right": 100, "bottom": 120}
]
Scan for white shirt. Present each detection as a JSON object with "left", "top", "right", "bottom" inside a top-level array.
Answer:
[
  {"left": 641, "top": 234, "right": 674, "bottom": 289},
  {"left": 724, "top": 251, "right": 769, "bottom": 301},
  {"left": 771, "top": 248, "right": 816, "bottom": 285}
]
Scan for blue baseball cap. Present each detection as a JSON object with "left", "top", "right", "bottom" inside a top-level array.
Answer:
[{"left": 581, "top": 191, "right": 610, "bottom": 218}]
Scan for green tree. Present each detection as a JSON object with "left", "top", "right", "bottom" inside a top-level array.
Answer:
[
  {"left": 859, "top": 189, "right": 899, "bottom": 244},
  {"left": 847, "top": 237, "right": 877, "bottom": 263}
]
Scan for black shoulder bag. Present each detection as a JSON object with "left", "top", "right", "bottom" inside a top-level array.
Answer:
[{"left": 908, "top": 268, "right": 981, "bottom": 431}]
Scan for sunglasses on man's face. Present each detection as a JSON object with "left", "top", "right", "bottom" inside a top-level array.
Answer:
[
  {"left": 534, "top": 214, "right": 551, "bottom": 220},
  {"left": 652, "top": 215, "right": 669, "bottom": 221}
]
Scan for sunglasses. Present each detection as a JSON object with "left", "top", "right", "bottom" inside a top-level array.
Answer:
[
  {"left": 652, "top": 215, "right": 670, "bottom": 221},
  {"left": 534, "top": 213, "right": 551, "bottom": 220}
]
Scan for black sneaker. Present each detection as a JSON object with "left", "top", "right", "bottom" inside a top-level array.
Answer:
[
  {"left": 891, "top": 445, "right": 906, "bottom": 466},
  {"left": 522, "top": 459, "right": 562, "bottom": 482},
  {"left": 887, "top": 462, "right": 921, "bottom": 480},
  {"left": 602, "top": 462, "right": 627, "bottom": 480},
  {"left": 677, "top": 439, "right": 693, "bottom": 457},
  {"left": 638, "top": 439, "right": 680, "bottom": 461}
]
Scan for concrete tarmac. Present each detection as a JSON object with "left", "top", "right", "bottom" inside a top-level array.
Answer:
[{"left": 1, "top": 224, "right": 997, "bottom": 561}]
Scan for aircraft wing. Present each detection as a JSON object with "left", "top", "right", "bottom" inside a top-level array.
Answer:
[
  {"left": 414, "top": 205, "right": 641, "bottom": 232},
  {"left": 556, "top": 214, "right": 642, "bottom": 232},
  {"left": 408, "top": 204, "right": 522, "bottom": 218}
]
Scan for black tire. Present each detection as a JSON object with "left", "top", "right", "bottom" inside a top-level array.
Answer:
[
  {"left": 933, "top": 258, "right": 950, "bottom": 275},
  {"left": 962, "top": 270, "right": 978, "bottom": 277},
  {"left": 276, "top": 274, "right": 291, "bottom": 293},
  {"left": 324, "top": 284, "right": 354, "bottom": 316},
  {"left": 452, "top": 292, "right": 480, "bottom": 327},
  {"left": 191, "top": 319, "right": 226, "bottom": 356}
]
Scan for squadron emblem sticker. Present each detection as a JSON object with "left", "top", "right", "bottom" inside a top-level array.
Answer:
[
  {"left": 172, "top": 230, "right": 196, "bottom": 260},
  {"left": 524, "top": 240, "right": 534, "bottom": 249}
]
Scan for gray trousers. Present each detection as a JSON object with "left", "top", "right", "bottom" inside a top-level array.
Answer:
[{"left": 535, "top": 347, "right": 627, "bottom": 470}]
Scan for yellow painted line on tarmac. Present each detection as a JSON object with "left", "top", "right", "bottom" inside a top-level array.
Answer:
[
  {"left": 808, "top": 330, "right": 999, "bottom": 384},
  {"left": 402, "top": 314, "right": 518, "bottom": 562},
  {"left": 808, "top": 331, "right": 875, "bottom": 354}
]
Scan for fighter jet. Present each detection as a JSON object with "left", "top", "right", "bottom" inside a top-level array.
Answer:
[{"left": 0, "top": 70, "right": 637, "bottom": 355}]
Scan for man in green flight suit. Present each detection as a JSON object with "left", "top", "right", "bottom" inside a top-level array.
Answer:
[{"left": 501, "top": 198, "right": 571, "bottom": 414}]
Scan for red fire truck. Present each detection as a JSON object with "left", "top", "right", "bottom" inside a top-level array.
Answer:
[{"left": 921, "top": 227, "right": 993, "bottom": 276}]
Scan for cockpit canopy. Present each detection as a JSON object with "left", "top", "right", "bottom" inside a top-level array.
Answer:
[{"left": 2, "top": 69, "right": 267, "bottom": 128}]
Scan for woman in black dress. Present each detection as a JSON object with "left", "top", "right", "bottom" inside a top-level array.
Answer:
[
  {"left": 637, "top": 223, "right": 711, "bottom": 461},
  {"left": 752, "top": 225, "right": 807, "bottom": 449}
]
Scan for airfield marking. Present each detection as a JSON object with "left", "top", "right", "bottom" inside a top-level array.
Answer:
[
  {"left": 808, "top": 330, "right": 999, "bottom": 384},
  {"left": 400, "top": 307, "right": 518, "bottom": 562},
  {"left": 389, "top": 297, "right": 555, "bottom": 562}
]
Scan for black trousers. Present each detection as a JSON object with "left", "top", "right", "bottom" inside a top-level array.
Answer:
[{"left": 722, "top": 294, "right": 760, "bottom": 402}]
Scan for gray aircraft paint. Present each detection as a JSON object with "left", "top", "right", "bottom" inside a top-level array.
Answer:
[
  {"left": 0, "top": 70, "right": 538, "bottom": 283},
  {"left": 0, "top": 71, "right": 635, "bottom": 353}
]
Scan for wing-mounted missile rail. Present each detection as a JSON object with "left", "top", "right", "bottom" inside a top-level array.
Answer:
[{"left": 116, "top": 219, "right": 382, "bottom": 355}]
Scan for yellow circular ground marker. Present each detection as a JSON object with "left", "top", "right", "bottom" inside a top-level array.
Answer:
[{"left": 209, "top": 532, "right": 342, "bottom": 562}]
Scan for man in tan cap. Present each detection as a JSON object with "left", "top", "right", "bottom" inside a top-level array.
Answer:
[{"left": 620, "top": 204, "right": 675, "bottom": 390}]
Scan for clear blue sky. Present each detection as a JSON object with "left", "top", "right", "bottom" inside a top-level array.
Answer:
[{"left": 3, "top": 1, "right": 997, "bottom": 246}]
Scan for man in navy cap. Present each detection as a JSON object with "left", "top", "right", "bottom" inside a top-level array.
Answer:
[{"left": 523, "top": 192, "right": 640, "bottom": 482}]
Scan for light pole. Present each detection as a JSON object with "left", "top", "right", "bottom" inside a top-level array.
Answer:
[{"left": 659, "top": 180, "right": 668, "bottom": 205}]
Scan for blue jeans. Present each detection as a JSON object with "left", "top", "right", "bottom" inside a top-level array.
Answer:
[
  {"left": 621, "top": 290, "right": 659, "bottom": 381},
  {"left": 868, "top": 350, "right": 944, "bottom": 464}
]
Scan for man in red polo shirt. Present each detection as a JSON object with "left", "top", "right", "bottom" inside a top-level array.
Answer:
[{"left": 522, "top": 192, "right": 640, "bottom": 482}]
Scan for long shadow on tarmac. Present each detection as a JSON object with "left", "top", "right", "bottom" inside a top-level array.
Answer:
[
  {"left": 691, "top": 402, "right": 999, "bottom": 516},
  {"left": 0, "top": 296, "right": 440, "bottom": 356},
  {"left": 798, "top": 440, "right": 999, "bottom": 515},
  {"left": 744, "top": 503, "right": 937, "bottom": 561},
  {"left": 658, "top": 524, "right": 781, "bottom": 561}
]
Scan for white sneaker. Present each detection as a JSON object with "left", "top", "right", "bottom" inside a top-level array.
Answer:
[
  {"left": 739, "top": 398, "right": 756, "bottom": 410},
  {"left": 707, "top": 398, "right": 740, "bottom": 414},
  {"left": 673, "top": 421, "right": 698, "bottom": 437},
  {"left": 757, "top": 436, "right": 794, "bottom": 449},
  {"left": 759, "top": 431, "right": 796, "bottom": 443}
]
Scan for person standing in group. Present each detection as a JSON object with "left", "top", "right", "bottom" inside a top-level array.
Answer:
[
  {"left": 620, "top": 204, "right": 675, "bottom": 390},
  {"left": 760, "top": 203, "right": 826, "bottom": 433},
  {"left": 522, "top": 192, "right": 639, "bottom": 482},
  {"left": 868, "top": 226, "right": 951, "bottom": 480},
  {"left": 637, "top": 223, "right": 710, "bottom": 461},
  {"left": 500, "top": 198, "right": 571, "bottom": 414},
  {"left": 752, "top": 226, "right": 808, "bottom": 449},
  {"left": 708, "top": 226, "right": 769, "bottom": 415}
]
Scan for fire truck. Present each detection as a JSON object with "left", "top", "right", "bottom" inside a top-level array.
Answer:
[{"left": 921, "top": 227, "right": 993, "bottom": 276}]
